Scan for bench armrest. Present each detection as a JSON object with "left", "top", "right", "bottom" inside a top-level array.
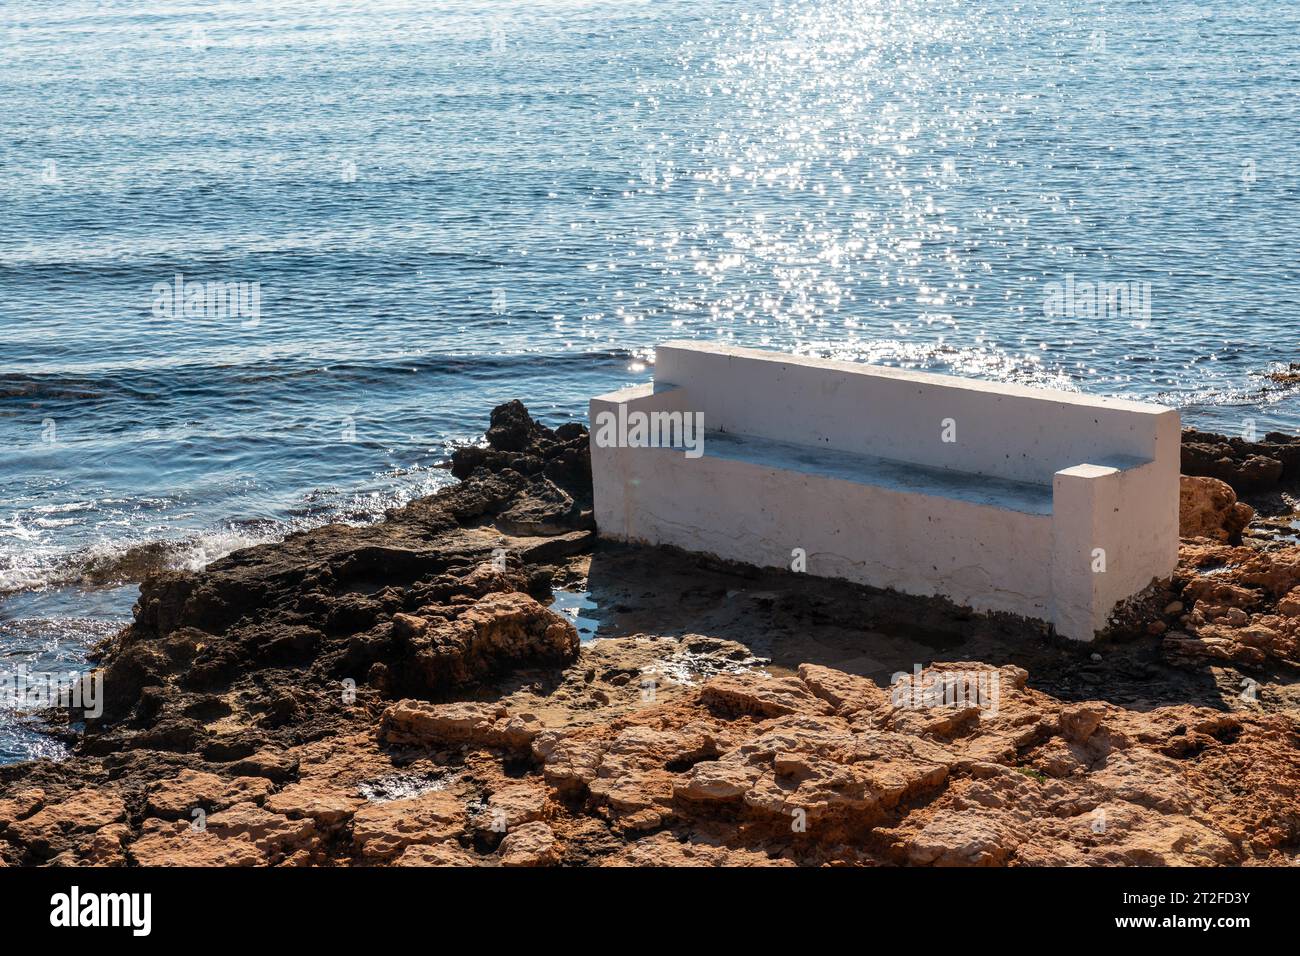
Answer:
[{"left": 1051, "top": 457, "right": 1178, "bottom": 638}]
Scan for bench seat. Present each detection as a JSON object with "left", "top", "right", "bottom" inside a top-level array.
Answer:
[{"left": 703, "top": 430, "right": 1058, "bottom": 515}]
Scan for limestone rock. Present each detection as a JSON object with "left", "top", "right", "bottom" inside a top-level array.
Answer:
[
  {"left": 350, "top": 791, "right": 464, "bottom": 861},
  {"left": 379, "top": 700, "right": 540, "bottom": 752},
  {"left": 1179, "top": 475, "right": 1253, "bottom": 542},
  {"left": 498, "top": 821, "right": 558, "bottom": 866},
  {"left": 146, "top": 770, "right": 273, "bottom": 818},
  {"left": 406, "top": 592, "right": 580, "bottom": 689}
]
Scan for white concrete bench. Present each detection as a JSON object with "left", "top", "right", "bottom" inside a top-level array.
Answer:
[{"left": 589, "top": 341, "right": 1180, "bottom": 641}]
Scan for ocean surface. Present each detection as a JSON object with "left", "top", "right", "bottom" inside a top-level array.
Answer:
[{"left": 2, "top": 0, "right": 1298, "bottom": 761}]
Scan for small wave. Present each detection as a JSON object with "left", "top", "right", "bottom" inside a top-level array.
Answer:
[
  {"left": 1137, "top": 363, "right": 1300, "bottom": 421},
  {"left": 0, "top": 529, "right": 280, "bottom": 597},
  {"left": 0, "top": 462, "right": 457, "bottom": 597},
  {"left": 0, "top": 347, "right": 637, "bottom": 397}
]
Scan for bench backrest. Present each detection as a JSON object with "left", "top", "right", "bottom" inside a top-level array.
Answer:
[{"left": 654, "top": 341, "right": 1178, "bottom": 484}]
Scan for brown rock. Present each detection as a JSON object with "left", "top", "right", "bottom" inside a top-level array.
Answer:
[
  {"left": 1059, "top": 704, "right": 1105, "bottom": 743},
  {"left": 407, "top": 592, "right": 580, "bottom": 689},
  {"left": 395, "top": 841, "right": 479, "bottom": 867},
  {"left": 146, "top": 770, "right": 273, "bottom": 819},
  {"left": 351, "top": 791, "right": 464, "bottom": 861},
  {"left": 131, "top": 819, "right": 268, "bottom": 867},
  {"left": 498, "top": 821, "right": 558, "bottom": 866},
  {"left": 1179, "top": 476, "right": 1253, "bottom": 542},
  {"left": 7, "top": 790, "right": 126, "bottom": 855},
  {"left": 204, "top": 802, "right": 320, "bottom": 859},
  {"left": 601, "top": 831, "right": 795, "bottom": 867},
  {"left": 265, "top": 781, "right": 364, "bottom": 827},
  {"left": 379, "top": 700, "right": 540, "bottom": 751},
  {"left": 478, "top": 782, "right": 548, "bottom": 832},
  {"left": 797, "top": 664, "right": 891, "bottom": 716},
  {"left": 699, "top": 672, "right": 833, "bottom": 718}
]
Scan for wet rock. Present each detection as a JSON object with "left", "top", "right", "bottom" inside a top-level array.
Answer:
[
  {"left": 450, "top": 401, "right": 591, "bottom": 502},
  {"left": 1180, "top": 428, "right": 1298, "bottom": 493}
]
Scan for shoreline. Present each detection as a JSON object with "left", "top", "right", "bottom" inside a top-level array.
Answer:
[{"left": 1, "top": 404, "right": 1298, "bottom": 866}]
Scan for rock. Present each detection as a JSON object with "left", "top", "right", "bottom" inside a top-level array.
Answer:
[
  {"left": 130, "top": 819, "right": 268, "bottom": 867},
  {"left": 6, "top": 408, "right": 1300, "bottom": 870},
  {"left": 146, "top": 770, "right": 273, "bottom": 818},
  {"left": 265, "top": 781, "right": 364, "bottom": 827},
  {"left": 1059, "top": 704, "right": 1105, "bottom": 743},
  {"left": 204, "top": 802, "right": 320, "bottom": 858},
  {"left": 0, "top": 789, "right": 45, "bottom": 829},
  {"left": 484, "top": 399, "right": 540, "bottom": 453},
  {"left": 350, "top": 791, "right": 465, "bottom": 861},
  {"left": 379, "top": 701, "right": 540, "bottom": 752},
  {"left": 478, "top": 782, "right": 548, "bottom": 832},
  {"left": 229, "top": 748, "right": 300, "bottom": 782},
  {"left": 1278, "top": 588, "right": 1300, "bottom": 618},
  {"left": 1180, "top": 428, "right": 1295, "bottom": 493},
  {"left": 449, "top": 401, "right": 591, "bottom": 499},
  {"left": 495, "top": 478, "right": 579, "bottom": 536},
  {"left": 498, "top": 821, "right": 558, "bottom": 866},
  {"left": 6, "top": 790, "right": 126, "bottom": 856},
  {"left": 129, "top": 800, "right": 320, "bottom": 867},
  {"left": 796, "top": 664, "right": 891, "bottom": 715},
  {"left": 699, "top": 672, "right": 833, "bottom": 718},
  {"left": 395, "top": 842, "right": 479, "bottom": 867},
  {"left": 406, "top": 592, "right": 580, "bottom": 690},
  {"left": 48, "top": 823, "right": 132, "bottom": 867},
  {"left": 1179, "top": 476, "right": 1253, "bottom": 542},
  {"left": 903, "top": 811, "right": 1019, "bottom": 866},
  {"left": 543, "top": 737, "right": 607, "bottom": 795},
  {"left": 601, "top": 831, "right": 795, "bottom": 867}
]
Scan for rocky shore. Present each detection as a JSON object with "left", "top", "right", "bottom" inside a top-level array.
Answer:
[{"left": 1, "top": 408, "right": 1298, "bottom": 867}]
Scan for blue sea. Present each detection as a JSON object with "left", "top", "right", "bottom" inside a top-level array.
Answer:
[{"left": 1, "top": 0, "right": 1298, "bottom": 761}]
